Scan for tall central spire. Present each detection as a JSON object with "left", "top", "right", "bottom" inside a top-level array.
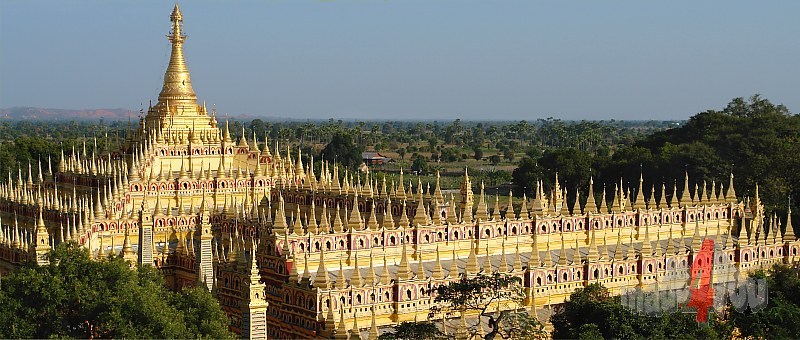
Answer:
[
  {"left": 144, "top": 4, "right": 219, "bottom": 145},
  {"left": 158, "top": 4, "right": 197, "bottom": 110}
]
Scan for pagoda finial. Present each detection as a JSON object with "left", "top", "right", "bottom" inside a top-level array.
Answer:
[
  {"left": 785, "top": 198, "right": 795, "bottom": 242},
  {"left": 680, "top": 171, "right": 692, "bottom": 207},
  {"left": 633, "top": 171, "right": 646, "bottom": 210},
  {"left": 726, "top": 171, "right": 737, "bottom": 203},
  {"left": 586, "top": 176, "right": 597, "bottom": 214},
  {"left": 157, "top": 3, "right": 197, "bottom": 109}
]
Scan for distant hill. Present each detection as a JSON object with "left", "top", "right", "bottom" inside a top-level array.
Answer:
[{"left": 0, "top": 107, "right": 137, "bottom": 121}]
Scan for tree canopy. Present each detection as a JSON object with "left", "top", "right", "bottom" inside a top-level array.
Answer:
[
  {"left": 550, "top": 283, "right": 727, "bottom": 339},
  {"left": 319, "top": 131, "right": 364, "bottom": 169},
  {"left": 727, "top": 263, "right": 800, "bottom": 338},
  {"left": 552, "top": 265, "right": 800, "bottom": 339},
  {"left": 0, "top": 242, "right": 234, "bottom": 339},
  {"left": 512, "top": 95, "right": 800, "bottom": 214},
  {"left": 378, "top": 321, "right": 447, "bottom": 340},
  {"left": 382, "top": 273, "right": 546, "bottom": 340}
]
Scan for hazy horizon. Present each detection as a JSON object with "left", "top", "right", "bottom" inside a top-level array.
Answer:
[{"left": 1, "top": 1, "right": 798, "bottom": 120}]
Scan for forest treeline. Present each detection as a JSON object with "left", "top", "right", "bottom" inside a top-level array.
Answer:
[
  {"left": 0, "top": 116, "right": 673, "bottom": 176},
  {"left": 1, "top": 95, "right": 797, "bottom": 215},
  {"left": 512, "top": 95, "right": 799, "bottom": 218}
]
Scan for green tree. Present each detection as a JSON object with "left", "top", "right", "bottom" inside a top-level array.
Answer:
[
  {"left": 726, "top": 264, "right": 800, "bottom": 338},
  {"left": 411, "top": 154, "right": 429, "bottom": 174},
  {"left": 613, "top": 95, "right": 800, "bottom": 213},
  {"left": 537, "top": 148, "right": 592, "bottom": 192},
  {"left": 320, "top": 131, "right": 364, "bottom": 169},
  {"left": 440, "top": 147, "right": 461, "bottom": 162},
  {"left": 0, "top": 242, "right": 234, "bottom": 339},
  {"left": 428, "top": 137, "right": 438, "bottom": 152},
  {"left": 429, "top": 273, "right": 547, "bottom": 340},
  {"left": 171, "top": 286, "right": 235, "bottom": 339},
  {"left": 503, "top": 148, "right": 515, "bottom": 162},
  {"left": 550, "top": 283, "right": 726, "bottom": 340},
  {"left": 489, "top": 154, "right": 502, "bottom": 166},
  {"left": 512, "top": 157, "right": 542, "bottom": 195},
  {"left": 473, "top": 145, "right": 484, "bottom": 161},
  {"left": 378, "top": 321, "right": 447, "bottom": 340},
  {"left": 249, "top": 119, "right": 266, "bottom": 138}
]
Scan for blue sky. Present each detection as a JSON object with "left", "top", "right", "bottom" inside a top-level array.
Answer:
[{"left": 1, "top": 1, "right": 798, "bottom": 120}]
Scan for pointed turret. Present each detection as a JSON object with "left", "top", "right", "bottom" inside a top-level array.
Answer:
[
  {"left": 364, "top": 250, "right": 378, "bottom": 285},
  {"left": 669, "top": 180, "right": 679, "bottom": 208},
  {"left": 573, "top": 238, "right": 583, "bottom": 265},
  {"left": 313, "top": 247, "right": 330, "bottom": 289},
  {"left": 543, "top": 236, "right": 555, "bottom": 267},
  {"left": 521, "top": 193, "right": 530, "bottom": 219},
  {"left": 664, "top": 225, "right": 676, "bottom": 255},
  {"left": 557, "top": 234, "right": 569, "bottom": 266},
  {"left": 318, "top": 202, "right": 330, "bottom": 233},
  {"left": 446, "top": 195, "right": 458, "bottom": 224},
  {"left": 413, "top": 181, "right": 429, "bottom": 226},
  {"left": 367, "top": 202, "right": 379, "bottom": 231},
  {"left": 33, "top": 206, "right": 51, "bottom": 265},
  {"left": 432, "top": 246, "right": 446, "bottom": 280},
  {"left": 291, "top": 208, "right": 303, "bottom": 235},
  {"left": 333, "top": 203, "right": 345, "bottom": 233},
  {"left": 528, "top": 232, "right": 540, "bottom": 267},
  {"left": 614, "top": 229, "right": 624, "bottom": 261},
  {"left": 465, "top": 238, "right": 480, "bottom": 276},
  {"left": 350, "top": 251, "right": 364, "bottom": 287},
  {"left": 368, "top": 307, "right": 380, "bottom": 340},
  {"left": 723, "top": 224, "right": 735, "bottom": 250},
  {"left": 786, "top": 203, "right": 796, "bottom": 242},
  {"left": 634, "top": 172, "right": 646, "bottom": 210},
  {"left": 396, "top": 242, "right": 413, "bottom": 280},
  {"left": 122, "top": 224, "right": 137, "bottom": 265},
  {"left": 599, "top": 185, "right": 608, "bottom": 214},
  {"left": 157, "top": 4, "right": 197, "bottom": 109},
  {"left": 380, "top": 253, "right": 392, "bottom": 285},
  {"left": 774, "top": 213, "right": 783, "bottom": 244},
  {"left": 415, "top": 250, "right": 427, "bottom": 280},
  {"left": 725, "top": 172, "right": 737, "bottom": 203},
  {"left": 396, "top": 168, "right": 407, "bottom": 201},
  {"left": 273, "top": 195, "right": 289, "bottom": 233},
  {"left": 92, "top": 189, "right": 105, "bottom": 220},
  {"left": 611, "top": 183, "right": 622, "bottom": 213},
  {"left": 398, "top": 201, "right": 410, "bottom": 229},
  {"left": 701, "top": 180, "right": 709, "bottom": 204},
  {"left": 475, "top": 182, "right": 490, "bottom": 221},
  {"left": 434, "top": 171, "right": 444, "bottom": 202},
  {"left": 493, "top": 195, "right": 502, "bottom": 220},
  {"left": 449, "top": 248, "right": 460, "bottom": 278},
  {"left": 587, "top": 228, "right": 600, "bottom": 262},
  {"left": 238, "top": 128, "right": 249, "bottom": 148},
  {"left": 460, "top": 167, "right": 474, "bottom": 221},
  {"left": 498, "top": 240, "right": 511, "bottom": 272},
  {"left": 680, "top": 171, "right": 692, "bottom": 207},
  {"left": 334, "top": 309, "right": 349, "bottom": 340},
  {"left": 482, "top": 242, "right": 493, "bottom": 273},
  {"left": 382, "top": 199, "right": 395, "bottom": 229},
  {"left": 640, "top": 224, "right": 653, "bottom": 256},
  {"left": 691, "top": 218, "right": 703, "bottom": 252},
  {"left": 506, "top": 190, "right": 515, "bottom": 219}
]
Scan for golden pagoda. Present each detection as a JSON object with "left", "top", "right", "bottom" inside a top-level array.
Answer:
[{"left": 0, "top": 5, "right": 792, "bottom": 340}]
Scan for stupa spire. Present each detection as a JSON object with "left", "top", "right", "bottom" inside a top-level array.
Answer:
[
  {"left": 785, "top": 201, "right": 796, "bottom": 242},
  {"left": 157, "top": 4, "right": 197, "bottom": 109}
]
